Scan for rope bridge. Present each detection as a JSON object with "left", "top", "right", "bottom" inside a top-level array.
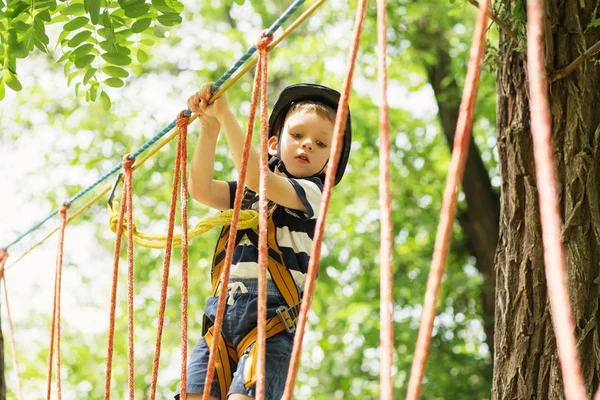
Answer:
[{"left": 1, "top": 0, "right": 597, "bottom": 399}]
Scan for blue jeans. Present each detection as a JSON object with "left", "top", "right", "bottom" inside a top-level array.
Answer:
[{"left": 177, "top": 279, "right": 296, "bottom": 399}]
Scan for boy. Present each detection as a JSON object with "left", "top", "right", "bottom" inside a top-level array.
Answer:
[{"left": 180, "top": 82, "right": 352, "bottom": 400}]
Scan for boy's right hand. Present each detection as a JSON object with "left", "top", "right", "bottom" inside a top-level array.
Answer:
[{"left": 188, "top": 82, "right": 231, "bottom": 126}]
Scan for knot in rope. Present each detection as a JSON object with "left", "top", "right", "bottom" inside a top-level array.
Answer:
[
  {"left": 176, "top": 111, "right": 190, "bottom": 131},
  {"left": 256, "top": 30, "right": 273, "bottom": 51},
  {"left": 0, "top": 248, "right": 7, "bottom": 279},
  {"left": 122, "top": 154, "right": 135, "bottom": 171},
  {"left": 0, "top": 248, "right": 8, "bottom": 265},
  {"left": 59, "top": 202, "right": 69, "bottom": 215}
]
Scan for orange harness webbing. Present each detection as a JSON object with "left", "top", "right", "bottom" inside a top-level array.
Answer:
[{"left": 203, "top": 208, "right": 301, "bottom": 399}]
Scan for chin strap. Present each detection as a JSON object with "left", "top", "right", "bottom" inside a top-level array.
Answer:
[{"left": 268, "top": 156, "right": 327, "bottom": 183}]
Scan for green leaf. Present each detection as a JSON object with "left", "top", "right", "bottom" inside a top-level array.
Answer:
[
  {"left": 6, "top": 1, "right": 29, "bottom": 18},
  {"left": 131, "top": 18, "right": 152, "bottom": 33},
  {"left": 136, "top": 48, "right": 148, "bottom": 63},
  {"left": 63, "top": 60, "right": 72, "bottom": 76},
  {"left": 4, "top": 70, "right": 23, "bottom": 91},
  {"left": 104, "top": 77, "right": 124, "bottom": 88},
  {"left": 153, "top": 25, "right": 166, "bottom": 38},
  {"left": 48, "top": 15, "right": 70, "bottom": 25},
  {"left": 101, "top": 52, "right": 131, "bottom": 66},
  {"left": 71, "top": 43, "right": 94, "bottom": 58},
  {"left": 36, "top": 10, "right": 52, "bottom": 22},
  {"left": 83, "top": 68, "right": 96, "bottom": 84},
  {"left": 101, "top": 10, "right": 112, "bottom": 28},
  {"left": 0, "top": 82, "right": 5, "bottom": 101},
  {"left": 103, "top": 65, "right": 129, "bottom": 78},
  {"left": 64, "top": 16, "right": 90, "bottom": 32},
  {"left": 60, "top": 3, "right": 85, "bottom": 16},
  {"left": 164, "top": 0, "right": 184, "bottom": 12},
  {"left": 151, "top": 0, "right": 175, "bottom": 13},
  {"left": 56, "top": 50, "right": 71, "bottom": 63},
  {"left": 234, "top": 0, "right": 244, "bottom": 4},
  {"left": 68, "top": 30, "right": 92, "bottom": 47},
  {"left": 124, "top": 4, "right": 150, "bottom": 18},
  {"left": 74, "top": 54, "right": 95, "bottom": 68},
  {"left": 100, "top": 90, "right": 111, "bottom": 110},
  {"left": 67, "top": 70, "right": 78, "bottom": 86},
  {"left": 89, "top": 0, "right": 101, "bottom": 24},
  {"left": 139, "top": 38, "right": 155, "bottom": 46},
  {"left": 89, "top": 83, "right": 98, "bottom": 101},
  {"left": 588, "top": 18, "right": 600, "bottom": 28},
  {"left": 156, "top": 12, "right": 182, "bottom": 27}
]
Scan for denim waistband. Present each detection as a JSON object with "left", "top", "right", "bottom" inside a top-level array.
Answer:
[{"left": 228, "top": 278, "right": 283, "bottom": 298}]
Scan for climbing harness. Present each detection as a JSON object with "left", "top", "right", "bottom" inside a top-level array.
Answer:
[{"left": 202, "top": 201, "right": 301, "bottom": 398}]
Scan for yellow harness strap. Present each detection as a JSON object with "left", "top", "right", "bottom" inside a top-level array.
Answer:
[{"left": 204, "top": 210, "right": 301, "bottom": 398}]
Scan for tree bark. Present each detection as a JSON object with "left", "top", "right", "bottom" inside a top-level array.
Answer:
[{"left": 493, "top": 0, "right": 600, "bottom": 398}]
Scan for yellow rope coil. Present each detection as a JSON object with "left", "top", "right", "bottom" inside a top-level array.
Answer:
[{"left": 108, "top": 202, "right": 258, "bottom": 249}]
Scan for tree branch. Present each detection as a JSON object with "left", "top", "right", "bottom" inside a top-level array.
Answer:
[
  {"left": 467, "top": 0, "right": 519, "bottom": 44},
  {"left": 550, "top": 40, "right": 600, "bottom": 82}
]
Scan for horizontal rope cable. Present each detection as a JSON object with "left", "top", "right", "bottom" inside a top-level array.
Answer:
[
  {"left": 210, "top": 0, "right": 305, "bottom": 93},
  {"left": 2, "top": 0, "right": 311, "bottom": 253}
]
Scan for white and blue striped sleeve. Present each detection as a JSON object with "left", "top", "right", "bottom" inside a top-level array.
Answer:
[{"left": 287, "top": 177, "right": 323, "bottom": 220}]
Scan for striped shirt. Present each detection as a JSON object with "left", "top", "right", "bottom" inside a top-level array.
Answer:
[{"left": 225, "top": 177, "right": 323, "bottom": 288}]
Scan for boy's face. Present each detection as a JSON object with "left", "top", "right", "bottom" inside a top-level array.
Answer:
[{"left": 268, "top": 110, "right": 334, "bottom": 179}]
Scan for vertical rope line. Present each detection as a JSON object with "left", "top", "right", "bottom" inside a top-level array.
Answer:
[
  {"left": 122, "top": 156, "right": 136, "bottom": 400},
  {"left": 104, "top": 182, "right": 129, "bottom": 400},
  {"left": 282, "top": 1, "right": 368, "bottom": 398},
  {"left": 376, "top": 0, "right": 393, "bottom": 398},
  {"left": 405, "top": 1, "right": 489, "bottom": 398},
  {"left": 179, "top": 113, "right": 191, "bottom": 400},
  {"left": 46, "top": 242, "right": 59, "bottom": 400},
  {"left": 0, "top": 251, "right": 24, "bottom": 400},
  {"left": 53, "top": 203, "right": 68, "bottom": 400},
  {"left": 255, "top": 31, "right": 273, "bottom": 399},
  {"left": 148, "top": 120, "right": 184, "bottom": 399},
  {"left": 526, "top": 0, "right": 586, "bottom": 398},
  {"left": 202, "top": 50, "right": 263, "bottom": 400}
]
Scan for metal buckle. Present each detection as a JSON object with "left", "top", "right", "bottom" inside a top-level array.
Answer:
[{"left": 276, "top": 305, "right": 296, "bottom": 334}]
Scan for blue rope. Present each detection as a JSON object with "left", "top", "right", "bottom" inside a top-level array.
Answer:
[
  {"left": 2, "top": 110, "right": 193, "bottom": 251},
  {"left": 211, "top": 0, "right": 305, "bottom": 93},
  {"left": 3, "top": 0, "right": 306, "bottom": 252}
]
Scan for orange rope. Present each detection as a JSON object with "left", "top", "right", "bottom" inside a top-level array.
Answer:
[
  {"left": 405, "top": 0, "right": 489, "bottom": 398},
  {"left": 0, "top": 250, "right": 23, "bottom": 400},
  {"left": 282, "top": 1, "right": 368, "bottom": 397},
  {"left": 103, "top": 165, "right": 130, "bottom": 400},
  {"left": 201, "top": 48, "right": 263, "bottom": 400},
  {"left": 122, "top": 155, "right": 136, "bottom": 400},
  {"left": 526, "top": 0, "right": 586, "bottom": 398},
  {"left": 255, "top": 30, "right": 274, "bottom": 399},
  {"left": 46, "top": 202, "right": 69, "bottom": 400},
  {"left": 179, "top": 112, "right": 191, "bottom": 399},
  {"left": 148, "top": 115, "right": 184, "bottom": 399},
  {"left": 376, "top": 0, "right": 393, "bottom": 398}
]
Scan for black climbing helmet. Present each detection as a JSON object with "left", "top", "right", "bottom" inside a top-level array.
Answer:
[{"left": 268, "top": 83, "right": 352, "bottom": 185}]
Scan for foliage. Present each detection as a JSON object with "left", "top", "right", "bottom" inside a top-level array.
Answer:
[
  {"left": 1, "top": 0, "right": 498, "bottom": 398},
  {"left": 0, "top": 0, "right": 184, "bottom": 105}
]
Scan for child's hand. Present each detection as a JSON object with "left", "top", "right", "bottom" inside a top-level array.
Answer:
[{"left": 188, "top": 82, "right": 231, "bottom": 124}]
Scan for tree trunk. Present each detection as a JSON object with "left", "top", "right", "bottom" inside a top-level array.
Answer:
[{"left": 493, "top": 0, "right": 600, "bottom": 398}]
